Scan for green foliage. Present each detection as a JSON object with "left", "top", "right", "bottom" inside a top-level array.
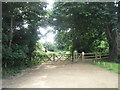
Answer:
[
  {"left": 36, "top": 42, "right": 45, "bottom": 51},
  {"left": 43, "top": 42, "right": 57, "bottom": 51},
  {"left": 51, "top": 2, "right": 109, "bottom": 53},
  {"left": 93, "top": 39, "right": 109, "bottom": 52},
  {"left": 55, "top": 31, "right": 72, "bottom": 50},
  {"left": 51, "top": 2, "right": 118, "bottom": 62},
  {"left": 2, "top": 57, "right": 43, "bottom": 78},
  {"left": 2, "top": 66, "right": 26, "bottom": 78},
  {"left": 2, "top": 2, "right": 47, "bottom": 69}
]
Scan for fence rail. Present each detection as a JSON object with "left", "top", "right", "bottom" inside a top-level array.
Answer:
[
  {"left": 73, "top": 52, "right": 109, "bottom": 62},
  {"left": 34, "top": 53, "right": 72, "bottom": 62},
  {"left": 34, "top": 52, "right": 109, "bottom": 63}
]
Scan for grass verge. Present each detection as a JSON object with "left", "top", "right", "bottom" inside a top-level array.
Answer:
[{"left": 92, "top": 61, "right": 120, "bottom": 74}]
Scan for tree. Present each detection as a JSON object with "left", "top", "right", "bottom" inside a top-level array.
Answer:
[
  {"left": 51, "top": 2, "right": 104, "bottom": 51},
  {"left": 43, "top": 42, "right": 56, "bottom": 51},
  {"left": 55, "top": 31, "right": 72, "bottom": 50},
  {"left": 51, "top": 2, "right": 118, "bottom": 62},
  {"left": 2, "top": 2, "right": 47, "bottom": 68},
  {"left": 102, "top": 3, "right": 118, "bottom": 62}
]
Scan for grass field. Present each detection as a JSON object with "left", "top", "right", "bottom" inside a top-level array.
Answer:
[{"left": 92, "top": 61, "right": 120, "bottom": 74}]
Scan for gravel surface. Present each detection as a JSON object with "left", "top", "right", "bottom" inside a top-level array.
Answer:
[{"left": 2, "top": 60, "right": 118, "bottom": 88}]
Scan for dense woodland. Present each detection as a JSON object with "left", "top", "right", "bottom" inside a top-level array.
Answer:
[{"left": 2, "top": 2, "right": 120, "bottom": 76}]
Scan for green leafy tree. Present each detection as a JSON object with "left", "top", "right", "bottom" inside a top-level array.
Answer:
[
  {"left": 51, "top": 2, "right": 118, "bottom": 62},
  {"left": 55, "top": 31, "right": 72, "bottom": 50},
  {"left": 2, "top": 2, "right": 47, "bottom": 68},
  {"left": 43, "top": 42, "right": 56, "bottom": 51}
]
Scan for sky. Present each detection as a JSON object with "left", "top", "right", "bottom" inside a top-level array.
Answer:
[
  {"left": 46, "top": 0, "right": 54, "bottom": 10},
  {"left": 38, "top": 26, "right": 56, "bottom": 43},
  {"left": 38, "top": 0, "right": 55, "bottom": 43}
]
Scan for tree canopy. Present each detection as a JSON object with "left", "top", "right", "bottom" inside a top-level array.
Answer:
[
  {"left": 50, "top": 2, "right": 119, "bottom": 62},
  {"left": 2, "top": 2, "right": 120, "bottom": 70},
  {"left": 2, "top": 2, "right": 47, "bottom": 68}
]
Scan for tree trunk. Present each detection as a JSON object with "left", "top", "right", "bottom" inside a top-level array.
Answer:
[
  {"left": 71, "top": 49, "right": 74, "bottom": 62},
  {"left": 106, "top": 25, "right": 118, "bottom": 62},
  {"left": 118, "top": 2, "right": 120, "bottom": 61},
  {"left": 117, "top": 31, "right": 120, "bottom": 61},
  {"left": 109, "top": 31, "right": 118, "bottom": 62},
  {"left": 9, "top": 15, "right": 13, "bottom": 48}
]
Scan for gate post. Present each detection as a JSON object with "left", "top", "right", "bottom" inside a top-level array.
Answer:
[
  {"left": 73, "top": 52, "right": 75, "bottom": 62},
  {"left": 75, "top": 52, "right": 78, "bottom": 62},
  {"left": 82, "top": 52, "right": 85, "bottom": 61},
  {"left": 95, "top": 52, "right": 97, "bottom": 61},
  {"left": 73, "top": 50, "right": 77, "bottom": 62},
  {"left": 53, "top": 54, "right": 55, "bottom": 61}
]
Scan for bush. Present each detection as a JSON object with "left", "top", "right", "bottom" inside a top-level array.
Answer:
[{"left": 2, "top": 45, "right": 27, "bottom": 68}]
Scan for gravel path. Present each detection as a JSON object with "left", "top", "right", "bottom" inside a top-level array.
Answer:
[{"left": 2, "top": 60, "right": 118, "bottom": 88}]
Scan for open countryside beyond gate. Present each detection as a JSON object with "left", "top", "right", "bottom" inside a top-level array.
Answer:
[{"left": 2, "top": 60, "right": 118, "bottom": 88}]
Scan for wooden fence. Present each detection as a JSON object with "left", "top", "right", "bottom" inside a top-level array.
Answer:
[
  {"left": 34, "top": 53, "right": 72, "bottom": 62},
  {"left": 34, "top": 52, "right": 109, "bottom": 63},
  {"left": 73, "top": 52, "right": 109, "bottom": 62}
]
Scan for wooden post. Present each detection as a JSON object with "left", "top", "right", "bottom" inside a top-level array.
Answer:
[
  {"left": 78, "top": 53, "right": 80, "bottom": 61},
  {"left": 82, "top": 52, "right": 85, "bottom": 61},
  {"left": 76, "top": 52, "right": 78, "bottom": 62},
  {"left": 110, "top": 64, "right": 113, "bottom": 68},
  {"left": 73, "top": 52, "right": 75, "bottom": 62},
  {"left": 100, "top": 54, "right": 101, "bottom": 59},
  {"left": 103, "top": 62, "right": 106, "bottom": 67},
  {"left": 53, "top": 54, "right": 55, "bottom": 61},
  {"left": 95, "top": 53, "right": 97, "bottom": 60},
  {"left": 98, "top": 61, "right": 100, "bottom": 64}
]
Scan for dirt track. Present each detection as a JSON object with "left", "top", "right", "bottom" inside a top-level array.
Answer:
[{"left": 2, "top": 60, "right": 118, "bottom": 88}]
